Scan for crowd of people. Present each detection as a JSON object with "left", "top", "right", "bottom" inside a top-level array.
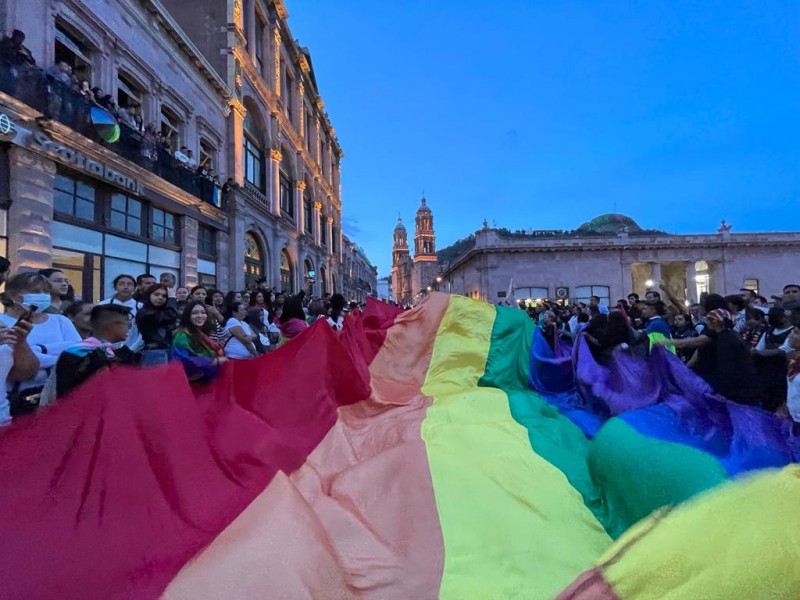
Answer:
[
  {"left": 513, "top": 282, "right": 800, "bottom": 424},
  {"left": 0, "top": 29, "right": 232, "bottom": 202},
  {"left": 0, "top": 256, "right": 358, "bottom": 426}
]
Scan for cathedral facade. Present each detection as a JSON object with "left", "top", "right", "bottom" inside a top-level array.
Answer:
[{"left": 391, "top": 197, "right": 438, "bottom": 305}]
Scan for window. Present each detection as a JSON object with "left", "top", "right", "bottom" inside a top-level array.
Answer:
[
  {"left": 160, "top": 105, "right": 180, "bottom": 142},
  {"left": 331, "top": 225, "right": 338, "bottom": 254},
  {"left": 305, "top": 109, "right": 313, "bottom": 152},
  {"left": 575, "top": 285, "right": 610, "bottom": 306},
  {"left": 198, "top": 224, "right": 216, "bottom": 257},
  {"left": 514, "top": 287, "right": 549, "bottom": 301},
  {"left": 53, "top": 173, "right": 95, "bottom": 221},
  {"left": 199, "top": 139, "right": 216, "bottom": 170},
  {"left": 117, "top": 71, "right": 144, "bottom": 113},
  {"left": 54, "top": 21, "right": 93, "bottom": 79},
  {"left": 244, "top": 232, "right": 264, "bottom": 288},
  {"left": 320, "top": 213, "right": 327, "bottom": 245},
  {"left": 150, "top": 207, "right": 176, "bottom": 244},
  {"left": 243, "top": 113, "right": 264, "bottom": 190},
  {"left": 303, "top": 197, "right": 313, "bottom": 234},
  {"left": 279, "top": 168, "right": 293, "bottom": 217},
  {"left": 320, "top": 141, "right": 327, "bottom": 175},
  {"left": 255, "top": 16, "right": 266, "bottom": 72},
  {"left": 280, "top": 249, "right": 293, "bottom": 293},
  {"left": 109, "top": 193, "right": 142, "bottom": 236}
]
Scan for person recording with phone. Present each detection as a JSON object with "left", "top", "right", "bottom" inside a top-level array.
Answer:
[{"left": 0, "top": 272, "right": 80, "bottom": 417}]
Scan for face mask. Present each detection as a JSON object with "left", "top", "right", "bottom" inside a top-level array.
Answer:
[{"left": 22, "top": 293, "right": 52, "bottom": 308}]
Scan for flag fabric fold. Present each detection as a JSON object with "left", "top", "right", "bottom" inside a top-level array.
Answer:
[{"left": 0, "top": 293, "right": 796, "bottom": 599}]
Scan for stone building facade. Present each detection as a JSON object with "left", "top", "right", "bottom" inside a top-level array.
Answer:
[
  {"left": 391, "top": 196, "right": 438, "bottom": 305},
  {"left": 162, "top": 0, "right": 345, "bottom": 295},
  {"left": 0, "top": 0, "right": 233, "bottom": 299},
  {"left": 436, "top": 214, "right": 800, "bottom": 306},
  {"left": 341, "top": 234, "right": 377, "bottom": 304}
]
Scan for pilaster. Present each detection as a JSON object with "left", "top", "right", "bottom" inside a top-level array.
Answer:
[
  {"left": 312, "top": 201, "right": 322, "bottom": 246},
  {"left": 294, "top": 180, "right": 305, "bottom": 234},
  {"left": 268, "top": 148, "right": 282, "bottom": 216},
  {"left": 180, "top": 216, "right": 199, "bottom": 287},
  {"left": 7, "top": 147, "right": 55, "bottom": 270}
]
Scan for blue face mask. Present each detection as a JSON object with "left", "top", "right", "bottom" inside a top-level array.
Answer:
[{"left": 22, "top": 293, "right": 52, "bottom": 308}]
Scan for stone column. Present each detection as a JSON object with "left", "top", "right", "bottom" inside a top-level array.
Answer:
[
  {"left": 650, "top": 262, "right": 661, "bottom": 286},
  {"left": 326, "top": 216, "right": 334, "bottom": 256},
  {"left": 685, "top": 261, "right": 697, "bottom": 304},
  {"left": 228, "top": 100, "right": 246, "bottom": 183},
  {"left": 181, "top": 216, "right": 199, "bottom": 287},
  {"left": 268, "top": 148, "right": 281, "bottom": 215},
  {"left": 7, "top": 147, "right": 55, "bottom": 270},
  {"left": 294, "top": 180, "right": 305, "bottom": 234},
  {"left": 620, "top": 261, "right": 632, "bottom": 299},
  {"left": 312, "top": 201, "right": 322, "bottom": 246}
]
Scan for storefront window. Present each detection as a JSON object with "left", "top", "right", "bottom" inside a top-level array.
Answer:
[
  {"left": 54, "top": 173, "right": 95, "bottom": 221},
  {"left": 110, "top": 193, "right": 142, "bottom": 236},
  {"left": 150, "top": 208, "right": 176, "bottom": 244},
  {"left": 198, "top": 224, "right": 216, "bottom": 257},
  {"left": 53, "top": 248, "right": 101, "bottom": 302}
]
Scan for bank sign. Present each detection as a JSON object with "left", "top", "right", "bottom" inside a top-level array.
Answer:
[{"left": 30, "top": 131, "right": 142, "bottom": 194}]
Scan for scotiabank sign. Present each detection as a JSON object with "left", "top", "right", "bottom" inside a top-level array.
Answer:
[{"left": 31, "top": 132, "right": 142, "bottom": 194}]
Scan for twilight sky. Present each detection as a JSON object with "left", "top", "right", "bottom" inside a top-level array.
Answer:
[{"left": 289, "top": 1, "right": 800, "bottom": 277}]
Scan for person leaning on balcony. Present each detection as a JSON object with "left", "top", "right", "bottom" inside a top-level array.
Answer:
[{"left": 0, "top": 30, "right": 35, "bottom": 88}]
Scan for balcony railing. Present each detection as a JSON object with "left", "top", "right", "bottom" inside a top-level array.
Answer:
[{"left": 0, "top": 65, "right": 224, "bottom": 209}]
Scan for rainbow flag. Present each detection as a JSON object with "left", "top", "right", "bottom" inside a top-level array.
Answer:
[{"left": 0, "top": 293, "right": 797, "bottom": 599}]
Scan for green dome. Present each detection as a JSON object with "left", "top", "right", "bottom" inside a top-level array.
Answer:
[{"left": 577, "top": 214, "right": 642, "bottom": 235}]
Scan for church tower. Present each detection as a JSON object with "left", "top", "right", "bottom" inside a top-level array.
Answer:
[
  {"left": 413, "top": 196, "right": 436, "bottom": 263},
  {"left": 391, "top": 217, "right": 412, "bottom": 305},
  {"left": 411, "top": 196, "right": 438, "bottom": 299}
]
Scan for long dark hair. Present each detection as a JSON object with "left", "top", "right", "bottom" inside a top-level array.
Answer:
[
  {"left": 223, "top": 291, "right": 240, "bottom": 316},
  {"left": 141, "top": 284, "right": 170, "bottom": 311},
  {"left": 179, "top": 300, "right": 212, "bottom": 342},
  {"left": 245, "top": 307, "right": 268, "bottom": 334},
  {"left": 329, "top": 293, "right": 346, "bottom": 324},
  {"left": 279, "top": 294, "right": 306, "bottom": 323}
]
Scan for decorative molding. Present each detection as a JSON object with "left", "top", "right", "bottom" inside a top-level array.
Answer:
[
  {"left": 313, "top": 201, "right": 323, "bottom": 210},
  {"left": 298, "top": 81, "right": 305, "bottom": 96},
  {"left": 229, "top": 99, "right": 247, "bottom": 118},
  {"left": 269, "top": 149, "right": 283, "bottom": 161},
  {"left": 295, "top": 180, "right": 306, "bottom": 190},
  {"left": 327, "top": 216, "right": 334, "bottom": 224},
  {"left": 274, "top": 0, "right": 288, "bottom": 19},
  {"left": 297, "top": 54, "right": 311, "bottom": 74},
  {"left": 315, "top": 97, "right": 325, "bottom": 110},
  {"left": 272, "top": 27, "right": 282, "bottom": 95}
]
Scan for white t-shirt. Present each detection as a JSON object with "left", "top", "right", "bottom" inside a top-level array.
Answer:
[
  {"left": 327, "top": 315, "right": 344, "bottom": 331},
  {"left": 224, "top": 318, "right": 255, "bottom": 359},
  {"left": 0, "top": 313, "right": 81, "bottom": 391},
  {"left": 98, "top": 296, "right": 143, "bottom": 351}
]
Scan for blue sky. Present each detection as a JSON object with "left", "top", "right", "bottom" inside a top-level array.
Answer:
[{"left": 289, "top": 1, "right": 800, "bottom": 276}]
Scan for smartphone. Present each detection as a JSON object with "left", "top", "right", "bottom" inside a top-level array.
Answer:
[
  {"left": 14, "top": 306, "right": 37, "bottom": 327},
  {"left": 308, "top": 270, "right": 316, "bottom": 278}
]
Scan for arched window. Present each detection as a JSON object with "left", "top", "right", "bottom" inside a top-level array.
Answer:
[
  {"left": 244, "top": 232, "right": 265, "bottom": 288},
  {"left": 279, "top": 154, "right": 293, "bottom": 216},
  {"left": 331, "top": 273, "right": 337, "bottom": 293},
  {"left": 280, "top": 249, "right": 293, "bottom": 293},
  {"left": 320, "top": 266, "right": 327, "bottom": 295},
  {"left": 243, "top": 111, "right": 264, "bottom": 191}
]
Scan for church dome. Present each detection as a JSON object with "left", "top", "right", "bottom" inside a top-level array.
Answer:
[
  {"left": 577, "top": 213, "right": 642, "bottom": 235},
  {"left": 416, "top": 196, "right": 432, "bottom": 215},
  {"left": 394, "top": 217, "right": 406, "bottom": 231}
]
